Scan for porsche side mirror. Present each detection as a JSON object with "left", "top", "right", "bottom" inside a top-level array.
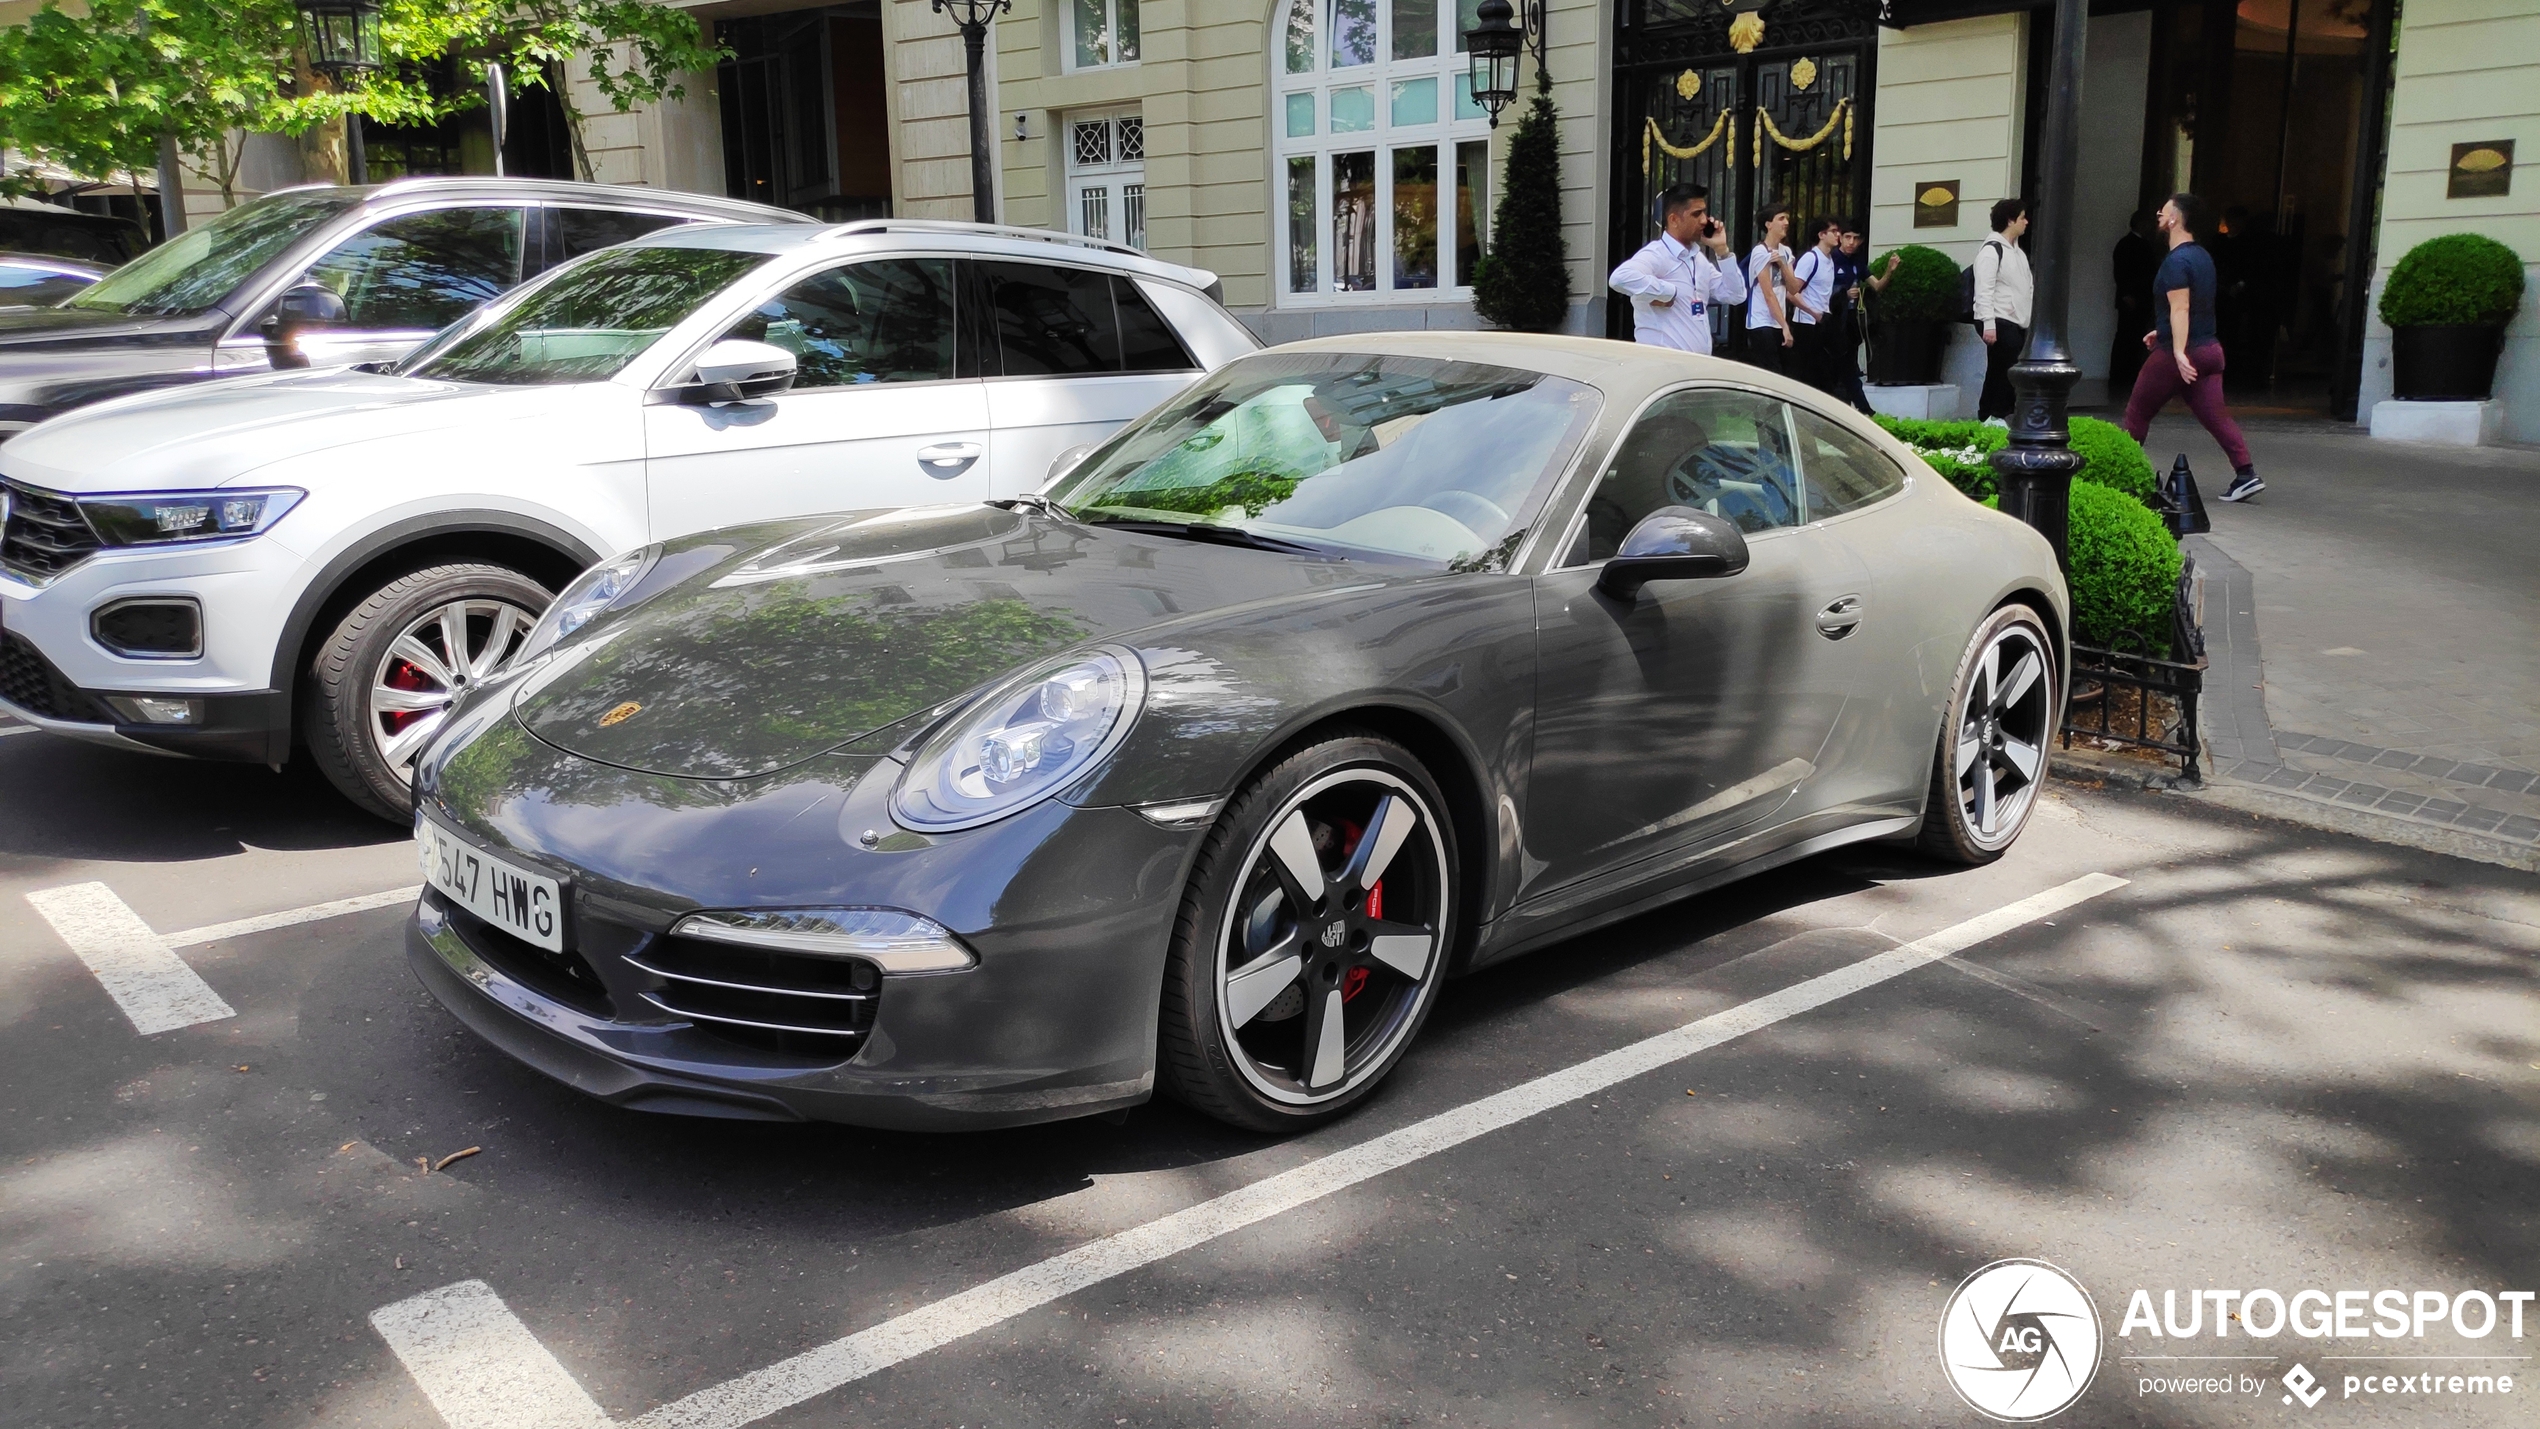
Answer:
[
  {"left": 1597, "top": 506, "right": 1750, "bottom": 599},
  {"left": 262, "top": 283, "right": 347, "bottom": 369},
  {"left": 674, "top": 339, "right": 798, "bottom": 405}
]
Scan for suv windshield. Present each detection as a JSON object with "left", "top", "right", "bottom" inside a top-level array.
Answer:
[
  {"left": 402, "top": 244, "right": 771, "bottom": 385},
  {"left": 69, "top": 190, "right": 358, "bottom": 317},
  {"left": 1047, "top": 352, "right": 1601, "bottom": 568}
]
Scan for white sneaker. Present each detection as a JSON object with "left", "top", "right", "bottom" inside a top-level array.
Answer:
[{"left": 2219, "top": 472, "right": 2265, "bottom": 502}]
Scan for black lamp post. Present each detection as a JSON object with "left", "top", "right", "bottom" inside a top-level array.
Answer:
[
  {"left": 1463, "top": 0, "right": 1546, "bottom": 129},
  {"left": 1988, "top": 0, "right": 2088, "bottom": 578},
  {"left": 295, "top": 0, "right": 385, "bottom": 185},
  {"left": 933, "top": 0, "right": 1012, "bottom": 224}
]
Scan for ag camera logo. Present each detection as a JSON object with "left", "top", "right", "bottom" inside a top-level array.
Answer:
[{"left": 1940, "top": 1258, "right": 2104, "bottom": 1421}]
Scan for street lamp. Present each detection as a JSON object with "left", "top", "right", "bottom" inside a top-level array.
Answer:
[
  {"left": 1463, "top": 0, "right": 1550, "bottom": 130},
  {"left": 1987, "top": 0, "right": 2088, "bottom": 578},
  {"left": 933, "top": 0, "right": 1011, "bottom": 224},
  {"left": 294, "top": 0, "right": 384, "bottom": 185}
]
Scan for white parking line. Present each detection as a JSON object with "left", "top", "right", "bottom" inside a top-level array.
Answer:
[
  {"left": 24, "top": 882, "right": 237, "bottom": 1035},
  {"left": 372, "top": 1281, "right": 614, "bottom": 1429},
  {"left": 0, "top": 723, "right": 35, "bottom": 738},
  {"left": 165, "top": 886, "right": 419, "bottom": 948},
  {"left": 372, "top": 871, "right": 2127, "bottom": 1429}
]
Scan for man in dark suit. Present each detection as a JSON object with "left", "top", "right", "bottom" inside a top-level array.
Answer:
[{"left": 2109, "top": 209, "right": 2158, "bottom": 399}]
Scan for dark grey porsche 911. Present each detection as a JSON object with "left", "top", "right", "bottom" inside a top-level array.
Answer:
[{"left": 406, "top": 332, "right": 2068, "bottom": 1133}]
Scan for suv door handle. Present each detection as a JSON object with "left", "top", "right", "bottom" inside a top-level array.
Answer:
[
  {"left": 1815, "top": 594, "right": 1864, "bottom": 639},
  {"left": 917, "top": 442, "right": 982, "bottom": 478}
]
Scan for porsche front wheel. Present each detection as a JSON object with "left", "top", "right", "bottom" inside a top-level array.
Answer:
[
  {"left": 1918, "top": 603, "right": 2059, "bottom": 865},
  {"left": 1159, "top": 734, "right": 1457, "bottom": 1132}
]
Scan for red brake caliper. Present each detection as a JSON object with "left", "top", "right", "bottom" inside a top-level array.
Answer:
[
  {"left": 1340, "top": 817, "right": 1380, "bottom": 1003},
  {"left": 381, "top": 657, "right": 435, "bottom": 733}
]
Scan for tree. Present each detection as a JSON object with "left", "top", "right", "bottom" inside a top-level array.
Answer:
[{"left": 1471, "top": 72, "right": 1570, "bottom": 333}]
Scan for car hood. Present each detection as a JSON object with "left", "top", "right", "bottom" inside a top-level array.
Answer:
[
  {"left": 0, "top": 368, "right": 583, "bottom": 492},
  {"left": 0, "top": 305, "right": 211, "bottom": 348},
  {"left": 512, "top": 504, "right": 1402, "bottom": 780}
]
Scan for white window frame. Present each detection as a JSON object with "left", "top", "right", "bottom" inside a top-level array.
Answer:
[
  {"left": 1271, "top": 0, "right": 1493, "bottom": 306},
  {"left": 1065, "top": 110, "right": 1147, "bottom": 251},
  {"left": 1063, "top": 0, "right": 1141, "bottom": 73}
]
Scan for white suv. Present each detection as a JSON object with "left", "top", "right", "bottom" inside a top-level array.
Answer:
[{"left": 0, "top": 220, "right": 1255, "bottom": 818}]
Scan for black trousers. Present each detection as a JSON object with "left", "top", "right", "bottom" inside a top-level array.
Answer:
[
  {"left": 1741, "top": 325, "right": 1789, "bottom": 375},
  {"left": 1977, "top": 320, "right": 2029, "bottom": 420}
]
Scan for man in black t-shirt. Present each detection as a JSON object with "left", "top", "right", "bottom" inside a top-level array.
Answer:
[{"left": 2118, "top": 192, "right": 2262, "bottom": 502}]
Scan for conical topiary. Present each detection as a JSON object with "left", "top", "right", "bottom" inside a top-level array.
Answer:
[{"left": 1472, "top": 75, "right": 1570, "bottom": 333}]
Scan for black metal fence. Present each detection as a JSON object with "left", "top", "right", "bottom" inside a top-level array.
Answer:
[{"left": 2062, "top": 555, "right": 2208, "bottom": 781}]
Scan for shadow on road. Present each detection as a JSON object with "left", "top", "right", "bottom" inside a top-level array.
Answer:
[{"left": 0, "top": 731, "right": 402, "bottom": 864}]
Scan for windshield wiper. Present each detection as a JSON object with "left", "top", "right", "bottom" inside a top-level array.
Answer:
[
  {"left": 987, "top": 493, "right": 1064, "bottom": 518},
  {"left": 1076, "top": 517, "right": 1326, "bottom": 556}
]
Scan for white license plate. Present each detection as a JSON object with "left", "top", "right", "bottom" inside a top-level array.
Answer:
[{"left": 419, "top": 818, "right": 565, "bottom": 953}]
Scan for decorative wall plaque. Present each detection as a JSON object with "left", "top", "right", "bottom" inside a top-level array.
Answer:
[
  {"left": 2448, "top": 140, "right": 2514, "bottom": 199},
  {"left": 1913, "top": 179, "right": 1960, "bottom": 228}
]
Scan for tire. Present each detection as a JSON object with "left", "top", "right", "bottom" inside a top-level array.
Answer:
[
  {"left": 1158, "top": 733, "right": 1458, "bottom": 1133},
  {"left": 1917, "top": 603, "right": 2059, "bottom": 865},
  {"left": 304, "top": 563, "right": 552, "bottom": 823}
]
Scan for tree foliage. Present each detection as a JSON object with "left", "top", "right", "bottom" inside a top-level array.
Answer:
[
  {"left": 0, "top": 0, "right": 724, "bottom": 205},
  {"left": 1472, "top": 75, "right": 1569, "bottom": 333}
]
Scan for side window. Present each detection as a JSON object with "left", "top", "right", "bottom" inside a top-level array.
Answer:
[
  {"left": 1571, "top": 388, "right": 1803, "bottom": 563},
  {"left": 298, "top": 206, "right": 526, "bottom": 330},
  {"left": 1792, "top": 408, "right": 1908, "bottom": 516},
  {"left": 554, "top": 208, "right": 694, "bottom": 260},
  {"left": 1113, "top": 276, "right": 1197, "bottom": 372},
  {"left": 981, "top": 261, "right": 1119, "bottom": 375},
  {"left": 720, "top": 258, "right": 958, "bottom": 388}
]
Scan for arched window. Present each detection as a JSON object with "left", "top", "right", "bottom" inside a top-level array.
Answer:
[{"left": 1273, "top": 0, "right": 1493, "bottom": 300}]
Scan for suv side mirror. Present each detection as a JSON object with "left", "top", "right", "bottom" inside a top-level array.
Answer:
[
  {"left": 1596, "top": 505, "right": 1750, "bottom": 599},
  {"left": 674, "top": 339, "right": 798, "bottom": 405},
  {"left": 1045, "top": 441, "right": 1097, "bottom": 485},
  {"left": 262, "top": 283, "right": 348, "bottom": 369}
]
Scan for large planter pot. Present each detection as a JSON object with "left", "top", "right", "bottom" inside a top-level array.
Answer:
[
  {"left": 2391, "top": 323, "right": 2504, "bottom": 400},
  {"left": 1869, "top": 319, "right": 1947, "bottom": 386}
]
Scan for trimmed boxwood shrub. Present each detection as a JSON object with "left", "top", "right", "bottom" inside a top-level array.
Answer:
[
  {"left": 1867, "top": 244, "right": 1961, "bottom": 324},
  {"left": 1875, "top": 414, "right": 2156, "bottom": 507},
  {"left": 2068, "top": 416, "right": 2155, "bottom": 503},
  {"left": 2378, "top": 233, "right": 2526, "bottom": 328}
]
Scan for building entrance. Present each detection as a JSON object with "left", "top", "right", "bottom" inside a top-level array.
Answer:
[{"left": 1609, "top": 0, "right": 1878, "bottom": 340}]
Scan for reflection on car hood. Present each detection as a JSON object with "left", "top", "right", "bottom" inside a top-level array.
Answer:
[
  {"left": 514, "top": 504, "right": 1403, "bottom": 780},
  {"left": 0, "top": 305, "right": 204, "bottom": 347},
  {"left": 0, "top": 368, "right": 583, "bottom": 491}
]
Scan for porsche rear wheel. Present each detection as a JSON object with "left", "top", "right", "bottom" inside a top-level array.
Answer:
[
  {"left": 1159, "top": 734, "right": 1456, "bottom": 1132},
  {"left": 1918, "top": 603, "right": 2058, "bottom": 864}
]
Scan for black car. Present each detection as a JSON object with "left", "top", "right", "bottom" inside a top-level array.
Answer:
[
  {"left": 0, "top": 201, "right": 149, "bottom": 266},
  {"left": 0, "top": 253, "right": 106, "bottom": 309},
  {"left": 0, "top": 177, "right": 806, "bottom": 441},
  {"left": 406, "top": 335, "right": 2070, "bottom": 1135}
]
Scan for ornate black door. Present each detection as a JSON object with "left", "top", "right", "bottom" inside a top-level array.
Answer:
[{"left": 1610, "top": 0, "right": 1879, "bottom": 339}]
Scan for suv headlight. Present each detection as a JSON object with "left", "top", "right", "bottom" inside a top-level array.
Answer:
[
  {"left": 516, "top": 546, "right": 655, "bottom": 664},
  {"left": 892, "top": 647, "right": 1146, "bottom": 831},
  {"left": 80, "top": 487, "right": 303, "bottom": 546}
]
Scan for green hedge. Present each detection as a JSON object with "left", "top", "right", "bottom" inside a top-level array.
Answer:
[
  {"left": 1867, "top": 244, "right": 1961, "bottom": 324},
  {"left": 1873, "top": 414, "right": 2155, "bottom": 505},
  {"left": 2066, "top": 481, "right": 2182, "bottom": 654},
  {"left": 2068, "top": 416, "right": 2155, "bottom": 502},
  {"left": 2378, "top": 233, "right": 2526, "bottom": 328}
]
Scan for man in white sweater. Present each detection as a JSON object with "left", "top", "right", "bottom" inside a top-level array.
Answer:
[
  {"left": 1973, "top": 197, "right": 2034, "bottom": 421},
  {"left": 1608, "top": 183, "right": 1747, "bottom": 355}
]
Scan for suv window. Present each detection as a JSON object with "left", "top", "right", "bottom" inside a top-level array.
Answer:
[
  {"left": 1114, "top": 277, "right": 1197, "bottom": 372},
  {"left": 299, "top": 206, "right": 527, "bottom": 330},
  {"left": 554, "top": 208, "right": 695, "bottom": 261},
  {"left": 981, "top": 261, "right": 1118, "bottom": 375},
  {"left": 1792, "top": 408, "right": 1907, "bottom": 516},
  {"left": 719, "top": 258, "right": 959, "bottom": 388},
  {"left": 1572, "top": 388, "right": 1803, "bottom": 562}
]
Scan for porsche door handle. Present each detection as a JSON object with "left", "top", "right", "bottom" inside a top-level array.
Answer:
[
  {"left": 917, "top": 442, "right": 983, "bottom": 478},
  {"left": 1815, "top": 594, "right": 1865, "bottom": 639}
]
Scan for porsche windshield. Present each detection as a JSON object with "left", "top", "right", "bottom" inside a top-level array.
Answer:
[
  {"left": 1048, "top": 353, "right": 1601, "bottom": 568},
  {"left": 68, "top": 190, "right": 357, "bottom": 317},
  {"left": 402, "top": 245, "right": 772, "bottom": 385}
]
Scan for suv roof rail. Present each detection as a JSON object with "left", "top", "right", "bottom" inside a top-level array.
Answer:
[{"left": 820, "top": 218, "right": 1149, "bottom": 263}]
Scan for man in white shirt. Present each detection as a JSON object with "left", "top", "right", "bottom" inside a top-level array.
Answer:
[
  {"left": 1742, "top": 204, "right": 1800, "bottom": 375},
  {"left": 1788, "top": 216, "right": 1841, "bottom": 394},
  {"left": 1973, "top": 196, "right": 2035, "bottom": 420},
  {"left": 1607, "top": 184, "right": 1746, "bottom": 355}
]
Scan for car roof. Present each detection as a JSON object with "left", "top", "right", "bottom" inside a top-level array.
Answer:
[
  {"left": 1268, "top": 330, "right": 1833, "bottom": 401},
  {"left": 622, "top": 217, "right": 1225, "bottom": 295},
  {"left": 263, "top": 177, "right": 812, "bottom": 226}
]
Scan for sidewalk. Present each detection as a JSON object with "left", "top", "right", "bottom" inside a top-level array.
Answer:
[{"left": 2127, "top": 408, "right": 2540, "bottom": 866}]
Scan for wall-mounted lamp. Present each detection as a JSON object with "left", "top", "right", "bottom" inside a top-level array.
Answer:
[{"left": 1014, "top": 112, "right": 1031, "bottom": 142}]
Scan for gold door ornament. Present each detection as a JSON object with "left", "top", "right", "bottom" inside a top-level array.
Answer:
[
  {"left": 1676, "top": 69, "right": 1702, "bottom": 101},
  {"left": 1790, "top": 56, "right": 1818, "bottom": 91},
  {"left": 1643, "top": 109, "right": 1734, "bottom": 177},
  {"left": 1729, "top": 11, "right": 1765, "bottom": 52},
  {"left": 1753, "top": 96, "right": 1853, "bottom": 166}
]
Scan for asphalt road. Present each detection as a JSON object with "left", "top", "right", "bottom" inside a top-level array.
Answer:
[{"left": 4, "top": 718, "right": 2536, "bottom": 1428}]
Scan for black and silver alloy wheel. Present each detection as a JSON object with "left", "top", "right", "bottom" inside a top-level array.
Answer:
[
  {"left": 1920, "top": 603, "right": 2057, "bottom": 864},
  {"left": 305, "top": 562, "right": 552, "bottom": 822},
  {"left": 1162, "top": 735, "right": 1456, "bottom": 1130}
]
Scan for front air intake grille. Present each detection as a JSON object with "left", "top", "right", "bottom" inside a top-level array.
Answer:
[
  {"left": 2, "top": 479, "right": 102, "bottom": 581},
  {"left": 0, "top": 629, "right": 106, "bottom": 722},
  {"left": 630, "top": 934, "right": 880, "bottom": 1060},
  {"left": 437, "top": 894, "right": 614, "bottom": 1017}
]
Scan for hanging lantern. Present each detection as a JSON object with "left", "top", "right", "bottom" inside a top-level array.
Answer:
[
  {"left": 1464, "top": 0, "right": 1524, "bottom": 128},
  {"left": 294, "top": 0, "right": 383, "bottom": 80}
]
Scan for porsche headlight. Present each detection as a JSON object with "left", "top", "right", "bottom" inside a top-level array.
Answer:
[
  {"left": 892, "top": 647, "right": 1147, "bottom": 831},
  {"left": 516, "top": 546, "right": 655, "bottom": 663}
]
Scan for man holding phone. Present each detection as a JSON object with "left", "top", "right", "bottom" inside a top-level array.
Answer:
[{"left": 1609, "top": 183, "right": 1747, "bottom": 355}]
